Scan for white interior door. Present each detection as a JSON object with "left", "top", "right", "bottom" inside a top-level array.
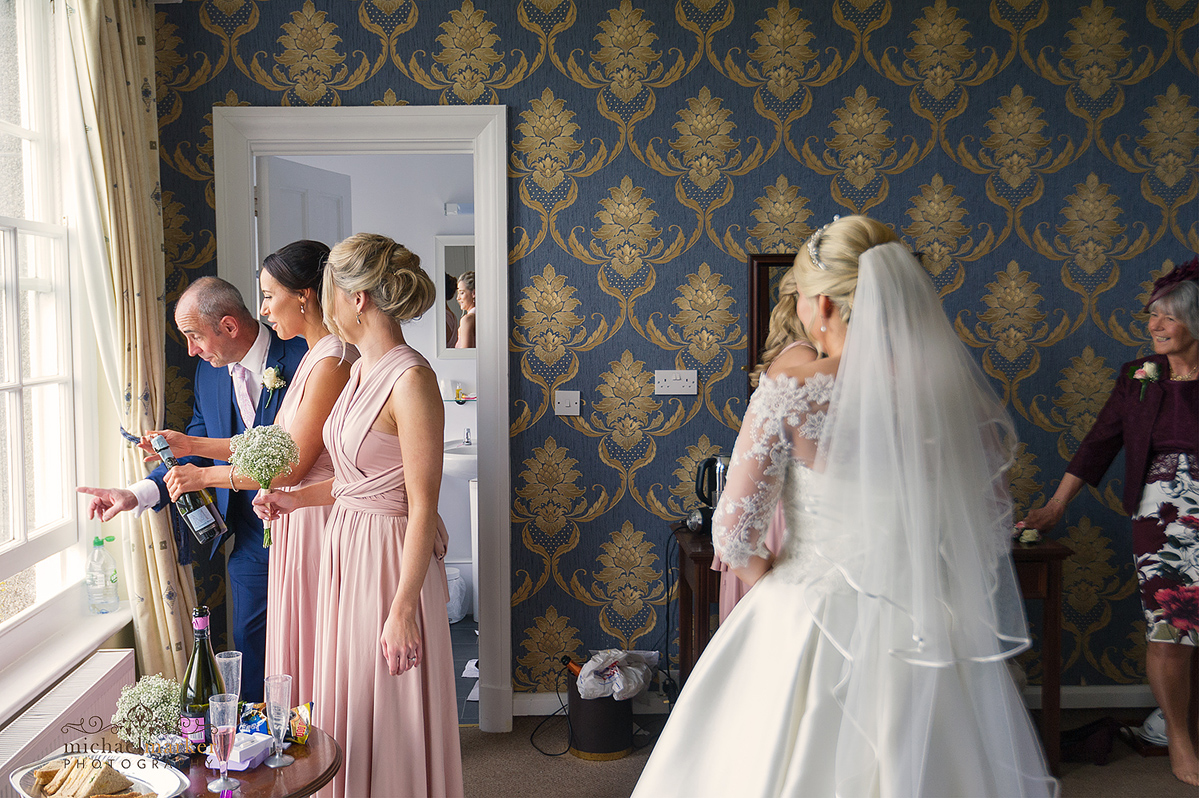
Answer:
[{"left": 256, "top": 157, "right": 352, "bottom": 305}]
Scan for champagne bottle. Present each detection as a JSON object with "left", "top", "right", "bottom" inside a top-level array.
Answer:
[
  {"left": 180, "top": 605, "right": 226, "bottom": 747},
  {"left": 151, "top": 434, "right": 228, "bottom": 545}
]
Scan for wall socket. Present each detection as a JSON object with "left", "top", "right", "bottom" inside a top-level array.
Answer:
[
  {"left": 553, "top": 390, "right": 581, "bottom": 416},
  {"left": 654, "top": 369, "right": 698, "bottom": 395}
]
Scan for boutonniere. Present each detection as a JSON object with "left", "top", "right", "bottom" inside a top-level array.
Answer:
[
  {"left": 1130, "top": 361, "right": 1160, "bottom": 401},
  {"left": 262, "top": 366, "right": 286, "bottom": 401}
]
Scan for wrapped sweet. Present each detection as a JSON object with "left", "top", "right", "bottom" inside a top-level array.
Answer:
[{"left": 240, "top": 701, "right": 313, "bottom": 744}]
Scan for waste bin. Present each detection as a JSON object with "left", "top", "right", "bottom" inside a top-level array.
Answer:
[
  {"left": 445, "top": 567, "right": 468, "bottom": 623},
  {"left": 567, "top": 671, "right": 633, "bottom": 760}
]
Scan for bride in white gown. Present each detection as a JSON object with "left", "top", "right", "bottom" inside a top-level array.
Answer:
[{"left": 633, "top": 216, "right": 1057, "bottom": 797}]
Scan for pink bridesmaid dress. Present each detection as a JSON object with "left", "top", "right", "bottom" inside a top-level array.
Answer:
[
  {"left": 265, "top": 334, "right": 357, "bottom": 704},
  {"left": 314, "top": 344, "right": 463, "bottom": 798}
]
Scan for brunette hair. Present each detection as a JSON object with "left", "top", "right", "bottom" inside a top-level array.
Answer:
[{"left": 262, "top": 240, "right": 330, "bottom": 301}]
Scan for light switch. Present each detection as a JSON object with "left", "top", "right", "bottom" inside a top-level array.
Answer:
[{"left": 554, "top": 390, "right": 581, "bottom": 416}]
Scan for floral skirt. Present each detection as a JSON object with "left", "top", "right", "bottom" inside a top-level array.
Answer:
[{"left": 1132, "top": 453, "right": 1199, "bottom": 646}]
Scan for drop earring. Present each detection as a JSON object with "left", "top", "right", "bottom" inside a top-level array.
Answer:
[
  {"left": 299, "top": 302, "right": 306, "bottom": 314},
  {"left": 356, "top": 311, "right": 362, "bottom": 324}
]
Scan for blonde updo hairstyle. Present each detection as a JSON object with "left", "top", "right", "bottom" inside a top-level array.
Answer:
[
  {"left": 322, "top": 233, "right": 436, "bottom": 338},
  {"left": 749, "top": 267, "right": 815, "bottom": 389},
  {"left": 793, "top": 215, "right": 899, "bottom": 351}
]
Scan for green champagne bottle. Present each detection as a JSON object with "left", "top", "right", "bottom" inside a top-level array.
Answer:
[
  {"left": 180, "top": 605, "right": 226, "bottom": 746},
  {"left": 151, "top": 435, "right": 228, "bottom": 545}
]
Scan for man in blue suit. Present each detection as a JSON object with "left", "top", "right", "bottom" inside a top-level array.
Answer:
[{"left": 79, "top": 277, "right": 307, "bottom": 702}]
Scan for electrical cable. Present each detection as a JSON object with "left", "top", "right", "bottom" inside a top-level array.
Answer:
[{"left": 528, "top": 666, "right": 572, "bottom": 756}]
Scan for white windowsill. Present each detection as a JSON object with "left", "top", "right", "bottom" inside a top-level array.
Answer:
[{"left": 0, "top": 584, "right": 133, "bottom": 727}]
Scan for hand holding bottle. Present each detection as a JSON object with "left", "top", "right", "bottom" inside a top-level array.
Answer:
[
  {"left": 140, "top": 429, "right": 194, "bottom": 463},
  {"left": 151, "top": 435, "right": 227, "bottom": 545},
  {"left": 164, "top": 463, "right": 209, "bottom": 500}
]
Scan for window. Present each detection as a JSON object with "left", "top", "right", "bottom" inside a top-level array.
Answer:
[{"left": 0, "top": 0, "right": 78, "bottom": 616}]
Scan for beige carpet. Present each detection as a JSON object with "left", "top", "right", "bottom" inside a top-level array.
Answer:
[{"left": 460, "top": 710, "right": 1193, "bottom": 798}]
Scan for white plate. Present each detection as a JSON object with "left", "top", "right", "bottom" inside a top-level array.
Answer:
[{"left": 9, "top": 751, "right": 188, "bottom": 797}]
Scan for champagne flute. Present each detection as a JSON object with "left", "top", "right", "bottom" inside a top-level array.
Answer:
[
  {"left": 207, "top": 693, "right": 240, "bottom": 792},
  {"left": 263, "top": 674, "right": 295, "bottom": 768},
  {"left": 215, "top": 651, "right": 242, "bottom": 705}
]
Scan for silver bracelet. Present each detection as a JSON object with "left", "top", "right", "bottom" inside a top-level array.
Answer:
[{"left": 229, "top": 465, "right": 238, "bottom": 492}]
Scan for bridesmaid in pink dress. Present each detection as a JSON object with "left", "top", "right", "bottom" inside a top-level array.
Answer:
[
  {"left": 257, "top": 233, "right": 463, "bottom": 798},
  {"left": 147, "top": 241, "right": 355, "bottom": 704},
  {"left": 258, "top": 243, "right": 357, "bottom": 703},
  {"left": 713, "top": 265, "right": 818, "bottom": 622}
]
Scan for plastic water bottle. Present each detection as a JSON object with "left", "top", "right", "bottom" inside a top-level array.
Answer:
[{"left": 86, "top": 535, "right": 119, "bottom": 614}]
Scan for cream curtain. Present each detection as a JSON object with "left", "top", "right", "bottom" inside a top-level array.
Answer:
[{"left": 63, "top": 0, "right": 195, "bottom": 679}]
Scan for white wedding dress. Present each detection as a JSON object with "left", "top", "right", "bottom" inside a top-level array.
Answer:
[{"left": 633, "top": 244, "right": 1057, "bottom": 798}]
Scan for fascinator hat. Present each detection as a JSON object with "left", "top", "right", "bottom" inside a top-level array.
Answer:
[{"left": 1145, "top": 255, "right": 1198, "bottom": 310}]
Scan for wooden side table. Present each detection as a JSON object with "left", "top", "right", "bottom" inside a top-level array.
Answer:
[
  {"left": 672, "top": 523, "right": 719, "bottom": 686},
  {"left": 56, "top": 726, "right": 343, "bottom": 798},
  {"left": 673, "top": 523, "right": 1073, "bottom": 776},
  {"left": 1013, "top": 538, "right": 1074, "bottom": 776}
]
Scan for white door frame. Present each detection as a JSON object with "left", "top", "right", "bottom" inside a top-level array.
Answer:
[{"left": 213, "top": 106, "right": 512, "bottom": 732}]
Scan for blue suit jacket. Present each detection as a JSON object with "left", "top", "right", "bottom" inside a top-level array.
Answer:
[{"left": 149, "top": 327, "right": 308, "bottom": 560}]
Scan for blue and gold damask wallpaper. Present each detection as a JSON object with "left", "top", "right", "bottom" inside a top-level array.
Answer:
[{"left": 153, "top": 0, "right": 1197, "bottom": 692}]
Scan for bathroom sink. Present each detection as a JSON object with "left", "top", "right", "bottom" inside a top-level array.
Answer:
[{"left": 443, "top": 440, "right": 477, "bottom": 481}]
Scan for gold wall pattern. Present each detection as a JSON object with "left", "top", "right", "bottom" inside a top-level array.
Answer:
[{"left": 154, "top": 0, "right": 1198, "bottom": 691}]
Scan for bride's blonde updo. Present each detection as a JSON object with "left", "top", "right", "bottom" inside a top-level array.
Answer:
[
  {"left": 323, "top": 233, "right": 436, "bottom": 336},
  {"left": 793, "top": 215, "right": 899, "bottom": 325}
]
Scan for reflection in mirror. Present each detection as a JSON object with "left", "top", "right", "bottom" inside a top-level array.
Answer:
[
  {"left": 435, "top": 235, "right": 475, "bottom": 359},
  {"left": 746, "top": 252, "right": 796, "bottom": 395}
]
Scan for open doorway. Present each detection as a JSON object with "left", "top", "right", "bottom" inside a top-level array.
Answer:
[{"left": 213, "top": 106, "right": 512, "bottom": 732}]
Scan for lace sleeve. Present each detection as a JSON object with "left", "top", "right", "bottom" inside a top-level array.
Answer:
[{"left": 712, "top": 372, "right": 833, "bottom": 569}]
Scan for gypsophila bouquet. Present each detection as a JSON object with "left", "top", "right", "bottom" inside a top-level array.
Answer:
[
  {"left": 110, "top": 674, "right": 182, "bottom": 751},
  {"left": 230, "top": 424, "right": 300, "bottom": 546}
]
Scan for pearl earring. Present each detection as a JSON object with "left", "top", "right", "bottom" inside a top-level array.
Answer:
[
  {"left": 820, "top": 324, "right": 827, "bottom": 332},
  {"left": 300, "top": 302, "right": 306, "bottom": 314}
]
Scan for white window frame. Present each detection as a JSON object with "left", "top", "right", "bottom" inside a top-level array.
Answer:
[{"left": 0, "top": 0, "right": 89, "bottom": 592}]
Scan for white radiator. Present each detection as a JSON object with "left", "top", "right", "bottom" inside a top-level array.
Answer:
[{"left": 0, "top": 649, "right": 135, "bottom": 790}]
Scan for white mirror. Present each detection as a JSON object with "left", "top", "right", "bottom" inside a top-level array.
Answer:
[{"left": 436, "top": 235, "right": 476, "bottom": 358}]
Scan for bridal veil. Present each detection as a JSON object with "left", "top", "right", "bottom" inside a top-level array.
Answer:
[{"left": 804, "top": 242, "right": 1057, "bottom": 796}]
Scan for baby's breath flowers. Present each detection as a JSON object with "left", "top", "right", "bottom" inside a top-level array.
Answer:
[
  {"left": 111, "top": 674, "right": 182, "bottom": 750},
  {"left": 230, "top": 424, "right": 300, "bottom": 546}
]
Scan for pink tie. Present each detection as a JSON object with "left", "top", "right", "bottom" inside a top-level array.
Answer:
[{"left": 231, "top": 363, "right": 257, "bottom": 429}]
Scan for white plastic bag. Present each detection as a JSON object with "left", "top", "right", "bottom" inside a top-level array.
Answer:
[{"left": 576, "top": 649, "right": 659, "bottom": 700}]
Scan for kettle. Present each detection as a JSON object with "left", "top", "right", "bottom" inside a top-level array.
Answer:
[
  {"left": 687, "top": 455, "right": 730, "bottom": 535},
  {"left": 695, "top": 455, "right": 730, "bottom": 508}
]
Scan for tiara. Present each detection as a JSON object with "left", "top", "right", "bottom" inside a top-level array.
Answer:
[{"left": 807, "top": 215, "right": 840, "bottom": 271}]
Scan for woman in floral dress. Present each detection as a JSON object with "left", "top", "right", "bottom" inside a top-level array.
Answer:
[{"left": 1025, "top": 257, "right": 1199, "bottom": 786}]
